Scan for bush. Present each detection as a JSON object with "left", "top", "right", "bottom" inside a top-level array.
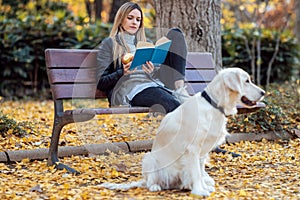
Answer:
[
  {"left": 0, "top": 111, "right": 33, "bottom": 137},
  {"left": 227, "top": 80, "right": 299, "bottom": 139},
  {"left": 0, "top": 1, "right": 110, "bottom": 98},
  {"left": 222, "top": 28, "right": 300, "bottom": 85},
  {"left": 227, "top": 100, "right": 292, "bottom": 139}
]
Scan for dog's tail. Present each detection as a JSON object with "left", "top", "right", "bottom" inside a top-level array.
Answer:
[{"left": 99, "top": 180, "right": 145, "bottom": 190}]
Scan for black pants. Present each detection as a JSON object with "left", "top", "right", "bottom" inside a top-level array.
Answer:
[{"left": 130, "top": 87, "right": 180, "bottom": 114}]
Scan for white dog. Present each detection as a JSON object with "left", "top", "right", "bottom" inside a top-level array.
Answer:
[{"left": 100, "top": 68, "right": 265, "bottom": 196}]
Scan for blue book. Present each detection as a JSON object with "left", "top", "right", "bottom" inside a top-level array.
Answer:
[{"left": 130, "top": 37, "right": 172, "bottom": 70}]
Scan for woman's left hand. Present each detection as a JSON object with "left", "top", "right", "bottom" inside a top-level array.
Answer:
[{"left": 142, "top": 61, "right": 154, "bottom": 74}]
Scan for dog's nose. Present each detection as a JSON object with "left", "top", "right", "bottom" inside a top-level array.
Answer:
[{"left": 261, "top": 91, "right": 265, "bottom": 96}]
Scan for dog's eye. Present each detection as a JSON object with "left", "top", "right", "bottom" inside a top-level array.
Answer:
[{"left": 246, "top": 79, "right": 250, "bottom": 83}]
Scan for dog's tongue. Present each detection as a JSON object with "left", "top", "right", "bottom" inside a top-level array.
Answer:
[{"left": 241, "top": 96, "right": 257, "bottom": 107}]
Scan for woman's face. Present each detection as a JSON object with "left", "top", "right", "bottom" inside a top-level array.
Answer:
[{"left": 122, "top": 8, "right": 142, "bottom": 35}]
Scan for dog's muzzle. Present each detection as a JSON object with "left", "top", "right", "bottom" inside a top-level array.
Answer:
[{"left": 241, "top": 91, "right": 265, "bottom": 107}]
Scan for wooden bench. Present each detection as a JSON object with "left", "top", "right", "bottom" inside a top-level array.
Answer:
[{"left": 45, "top": 49, "right": 265, "bottom": 174}]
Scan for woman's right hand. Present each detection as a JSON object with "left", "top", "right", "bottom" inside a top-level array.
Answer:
[{"left": 123, "top": 61, "right": 136, "bottom": 75}]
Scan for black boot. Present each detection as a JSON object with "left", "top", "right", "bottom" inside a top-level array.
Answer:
[{"left": 213, "top": 146, "right": 242, "bottom": 157}]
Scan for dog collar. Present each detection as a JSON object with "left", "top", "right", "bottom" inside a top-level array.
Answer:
[{"left": 201, "top": 90, "right": 226, "bottom": 116}]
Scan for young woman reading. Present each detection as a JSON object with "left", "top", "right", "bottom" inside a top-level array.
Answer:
[{"left": 96, "top": 2, "right": 189, "bottom": 114}]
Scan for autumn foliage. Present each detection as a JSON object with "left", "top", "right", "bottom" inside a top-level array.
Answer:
[
  {"left": 1, "top": 81, "right": 300, "bottom": 199},
  {"left": 0, "top": 1, "right": 299, "bottom": 198}
]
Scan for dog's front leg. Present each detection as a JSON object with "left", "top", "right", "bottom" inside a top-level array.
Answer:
[
  {"left": 200, "top": 156, "right": 215, "bottom": 193},
  {"left": 183, "top": 151, "right": 210, "bottom": 197},
  {"left": 142, "top": 152, "right": 162, "bottom": 192}
]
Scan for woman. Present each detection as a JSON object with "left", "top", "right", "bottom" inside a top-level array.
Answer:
[{"left": 96, "top": 2, "right": 188, "bottom": 114}]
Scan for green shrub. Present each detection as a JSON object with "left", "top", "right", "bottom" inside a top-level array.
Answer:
[
  {"left": 0, "top": 111, "right": 33, "bottom": 137},
  {"left": 222, "top": 28, "right": 300, "bottom": 85},
  {"left": 227, "top": 100, "right": 292, "bottom": 139},
  {"left": 0, "top": 1, "right": 110, "bottom": 98},
  {"left": 227, "top": 80, "right": 299, "bottom": 139}
]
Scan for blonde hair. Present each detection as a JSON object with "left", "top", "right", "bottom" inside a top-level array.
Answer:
[{"left": 109, "top": 2, "right": 147, "bottom": 66}]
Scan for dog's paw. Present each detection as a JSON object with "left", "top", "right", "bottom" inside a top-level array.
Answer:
[
  {"left": 204, "top": 176, "right": 215, "bottom": 187},
  {"left": 205, "top": 185, "right": 215, "bottom": 193},
  {"left": 148, "top": 184, "right": 162, "bottom": 192},
  {"left": 202, "top": 177, "right": 215, "bottom": 193}
]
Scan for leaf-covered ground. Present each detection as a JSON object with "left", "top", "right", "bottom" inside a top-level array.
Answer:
[{"left": 0, "top": 81, "right": 299, "bottom": 199}]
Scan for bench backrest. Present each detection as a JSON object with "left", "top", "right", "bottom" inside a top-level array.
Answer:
[{"left": 45, "top": 49, "right": 216, "bottom": 100}]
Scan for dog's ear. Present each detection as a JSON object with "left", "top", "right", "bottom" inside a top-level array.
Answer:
[{"left": 223, "top": 71, "right": 242, "bottom": 94}]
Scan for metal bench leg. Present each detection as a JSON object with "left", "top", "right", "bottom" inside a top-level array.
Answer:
[
  {"left": 47, "top": 120, "right": 80, "bottom": 175},
  {"left": 47, "top": 100, "right": 80, "bottom": 175}
]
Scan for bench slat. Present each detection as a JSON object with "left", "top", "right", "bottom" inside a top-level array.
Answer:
[
  {"left": 51, "top": 84, "right": 104, "bottom": 99},
  {"left": 48, "top": 68, "right": 216, "bottom": 84},
  {"left": 185, "top": 69, "right": 216, "bottom": 82},
  {"left": 45, "top": 49, "right": 98, "bottom": 68},
  {"left": 45, "top": 49, "right": 214, "bottom": 69},
  {"left": 51, "top": 83, "right": 209, "bottom": 99},
  {"left": 48, "top": 68, "right": 97, "bottom": 84},
  {"left": 186, "top": 52, "right": 214, "bottom": 69}
]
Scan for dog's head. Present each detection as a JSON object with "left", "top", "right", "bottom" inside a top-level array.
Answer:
[
  {"left": 208, "top": 68, "right": 265, "bottom": 115},
  {"left": 222, "top": 68, "right": 265, "bottom": 107}
]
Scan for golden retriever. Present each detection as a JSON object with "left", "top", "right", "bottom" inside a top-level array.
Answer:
[{"left": 100, "top": 68, "right": 265, "bottom": 196}]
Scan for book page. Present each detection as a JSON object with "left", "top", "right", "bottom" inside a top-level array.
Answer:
[
  {"left": 155, "top": 36, "right": 171, "bottom": 46},
  {"left": 136, "top": 41, "right": 154, "bottom": 48}
]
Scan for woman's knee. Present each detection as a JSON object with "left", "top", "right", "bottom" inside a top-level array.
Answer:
[
  {"left": 167, "top": 27, "right": 185, "bottom": 40},
  {"left": 149, "top": 95, "right": 180, "bottom": 114},
  {"left": 166, "top": 99, "right": 180, "bottom": 113}
]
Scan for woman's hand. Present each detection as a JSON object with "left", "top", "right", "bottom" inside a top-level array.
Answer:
[
  {"left": 123, "top": 61, "right": 136, "bottom": 75},
  {"left": 123, "top": 61, "right": 153, "bottom": 75},
  {"left": 142, "top": 61, "right": 154, "bottom": 74}
]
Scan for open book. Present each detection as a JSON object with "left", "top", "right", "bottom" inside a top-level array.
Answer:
[{"left": 130, "top": 36, "right": 172, "bottom": 70}]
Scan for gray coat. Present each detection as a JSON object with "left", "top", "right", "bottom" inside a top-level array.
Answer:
[{"left": 96, "top": 37, "right": 161, "bottom": 106}]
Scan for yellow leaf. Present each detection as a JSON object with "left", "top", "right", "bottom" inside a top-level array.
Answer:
[
  {"left": 21, "top": 158, "right": 30, "bottom": 163},
  {"left": 270, "top": 115, "right": 276, "bottom": 119},
  {"left": 239, "top": 189, "right": 247, "bottom": 197},
  {"left": 111, "top": 168, "right": 119, "bottom": 178},
  {"left": 63, "top": 183, "right": 70, "bottom": 189},
  {"left": 254, "top": 184, "right": 261, "bottom": 189}
]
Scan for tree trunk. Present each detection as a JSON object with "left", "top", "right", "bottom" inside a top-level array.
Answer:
[
  {"left": 295, "top": 0, "right": 300, "bottom": 42},
  {"left": 154, "top": 0, "right": 222, "bottom": 71},
  {"left": 108, "top": 0, "right": 129, "bottom": 23},
  {"left": 94, "top": 0, "right": 102, "bottom": 21},
  {"left": 85, "top": 0, "right": 92, "bottom": 20}
]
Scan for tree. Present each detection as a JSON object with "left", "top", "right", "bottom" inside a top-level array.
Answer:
[
  {"left": 85, "top": 0, "right": 102, "bottom": 22},
  {"left": 296, "top": 0, "right": 300, "bottom": 42},
  {"left": 108, "top": 0, "right": 129, "bottom": 23},
  {"left": 154, "top": 0, "right": 222, "bottom": 71},
  {"left": 95, "top": 0, "right": 102, "bottom": 20},
  {"left": 222, "top": 0, "right": 296, "bottom": 85}
]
